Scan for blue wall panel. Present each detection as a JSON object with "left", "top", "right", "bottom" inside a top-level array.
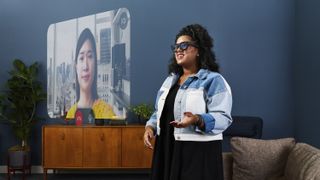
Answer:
[
  {"left": 0, "top": 0, "right": 295, "bottom": 165},
  {"left": 294, "top": 0, "right": 320, "bottom": 148}
]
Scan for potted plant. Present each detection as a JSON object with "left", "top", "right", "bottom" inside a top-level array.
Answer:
[
  {"left": 0, "top": 59, "right": 46, "bottom": 172},
  {"left": 130, "top": 103, "right": 154, "bottom": 124}
]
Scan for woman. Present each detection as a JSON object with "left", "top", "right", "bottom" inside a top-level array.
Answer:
[
  {"left": 66, "top": 28, "right": 115, "bottom": 120},
  {"left": 144, "top": 24, "right": 232, "bottom": 180}
]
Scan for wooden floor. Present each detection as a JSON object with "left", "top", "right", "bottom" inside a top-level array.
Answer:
[{"left": 0, "top": 173, "right": 149, "bottom": 180}]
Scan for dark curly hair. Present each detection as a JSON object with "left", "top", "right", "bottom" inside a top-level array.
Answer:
[{"left": 168, "top": 24, "right": 219, "bottom": 75}]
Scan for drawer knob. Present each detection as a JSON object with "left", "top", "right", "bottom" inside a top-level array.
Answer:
[
  {"left": 100, "top": 134, "right": 105, "bottom": 141},
  {"left": 60, "top": 133, "right": 65, "bottom": 140}
]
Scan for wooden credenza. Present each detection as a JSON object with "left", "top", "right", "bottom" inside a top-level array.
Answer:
[{"left": 42, "top": 125, "right": 153, "bottom": 179}]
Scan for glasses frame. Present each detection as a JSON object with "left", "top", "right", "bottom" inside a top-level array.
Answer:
[{"left": 171, "top": 41, "right": 198, "bottom": 52}]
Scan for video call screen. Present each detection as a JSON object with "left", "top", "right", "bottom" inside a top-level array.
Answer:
[{"left": 47, "top": 8, "right": 130, "bottom": 120}]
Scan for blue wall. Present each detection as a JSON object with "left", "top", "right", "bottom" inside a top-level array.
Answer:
[
  {"left": 294, "top": 0, "right": 320, "bottom": 148},
  {"left": 0, "top": 0, "right": 296, "bottom": 165}
]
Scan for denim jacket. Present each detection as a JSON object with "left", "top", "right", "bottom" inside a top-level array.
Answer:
[{"left": 146, "top": 69, "right": 232, "bottom": 142}]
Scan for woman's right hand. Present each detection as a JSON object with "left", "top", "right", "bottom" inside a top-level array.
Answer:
[{"left": 144, "top": 126, "right": 154, "bottom": 149}]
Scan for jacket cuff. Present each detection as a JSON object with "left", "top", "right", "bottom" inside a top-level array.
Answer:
[
  {"left": 201, "top": 114, "right": 215, "bottom": 133},
  {"left": 146, "top": 120, "right": 156, "bottom": 132}
]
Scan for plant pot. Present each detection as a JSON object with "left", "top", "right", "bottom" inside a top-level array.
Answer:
[
  {"left": 8, "top": 148, "right": 31, "bottom": 169},
  {"left": 138, "top": 117, "right": 148, "bottom": 125}
]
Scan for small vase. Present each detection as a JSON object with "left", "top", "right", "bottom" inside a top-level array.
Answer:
[{"left": 138, "top": 117, "right": 147, "bottom": 125}]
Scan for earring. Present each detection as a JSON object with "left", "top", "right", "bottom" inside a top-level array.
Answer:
[{"left": 196, "top": 54, "right": 199, "bottom": 57}]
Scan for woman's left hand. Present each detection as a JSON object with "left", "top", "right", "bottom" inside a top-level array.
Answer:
[{"left": 169, "top": 112, "right": 198, "bottom": 128}]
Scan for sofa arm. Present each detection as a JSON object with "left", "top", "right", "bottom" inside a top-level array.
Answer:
[
  {"left": 223, "top": 152, "right": 233, "bottom": 180},
  {"left": 284, "top": 143, "right": 320, "bottom": 180}
]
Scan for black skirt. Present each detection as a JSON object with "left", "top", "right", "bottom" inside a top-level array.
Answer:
[{"left": 150, "top": 83, "right": 224, "bottom": 180}]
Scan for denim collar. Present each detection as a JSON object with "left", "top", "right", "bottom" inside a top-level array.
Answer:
[
  {"left": 192, "top": 69, "right": 208, "bottom": 80},
  {"left": 170, "top": 69, "right": 208, "bottom": 87}
]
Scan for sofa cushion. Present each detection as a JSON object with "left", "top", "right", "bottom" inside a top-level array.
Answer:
[
  {"left": 223, "top": 152, "right": 233, "bottom": 180},
  {"left": 284, "top": 143, "right": 320, "bottom": 180},
  {"left": 230, "top": 137, "right": 295, "bottom": 180}
]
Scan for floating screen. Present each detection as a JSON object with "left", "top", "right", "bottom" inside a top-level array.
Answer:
[{"left": 47, "top": 8, "right": 130, "bottom": 120}]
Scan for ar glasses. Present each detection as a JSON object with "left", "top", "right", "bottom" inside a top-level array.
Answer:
[{"left": 171, "top": 41, "right": 198, "bottom": 52}]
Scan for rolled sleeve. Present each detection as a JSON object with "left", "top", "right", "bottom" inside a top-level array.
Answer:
[
  {"left": 201, "top": 87, "right": 233, "bottom": 134},
  {"left": 146, "top": 111, "right": 157, "bottom": 132},
  {"left": 145, "top": 89, "right": 163, "bottom": 133}
]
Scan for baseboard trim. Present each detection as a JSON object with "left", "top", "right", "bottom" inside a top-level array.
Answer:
[
  {"left": 0, "top": 165, "right": 150, "bottom": 174},
  {"left": 0, "top": 166, "right": 53, "bottom": 174},
  {"left": 0, "top": 166, "right": 6, "bottom": 174}
]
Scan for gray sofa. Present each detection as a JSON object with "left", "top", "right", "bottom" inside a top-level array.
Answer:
[{"left": 223, "top": 137, "right": 320, "bottom": 180}]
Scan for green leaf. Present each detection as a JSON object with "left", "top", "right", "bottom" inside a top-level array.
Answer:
[
  {"left": 13, "top": 59, "right": 26, "bottom": 73},
  {"left": 29, "top": 62, "right": 39, "bottom": 77}
]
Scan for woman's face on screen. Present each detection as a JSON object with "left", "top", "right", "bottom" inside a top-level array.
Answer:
[{"left": 76, "top": 39, "right": 95, "bottom": 94}]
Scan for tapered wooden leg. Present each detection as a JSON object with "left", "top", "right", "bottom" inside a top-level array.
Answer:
[
  {"left": 43, "top": 168, "right": 47, "bottom": 180},
  {"left": 22, "top": 169, "right": 25, "bottom": 180},
  {"left": 7, "top": 167, "right": 10, "bottom": 180}
]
